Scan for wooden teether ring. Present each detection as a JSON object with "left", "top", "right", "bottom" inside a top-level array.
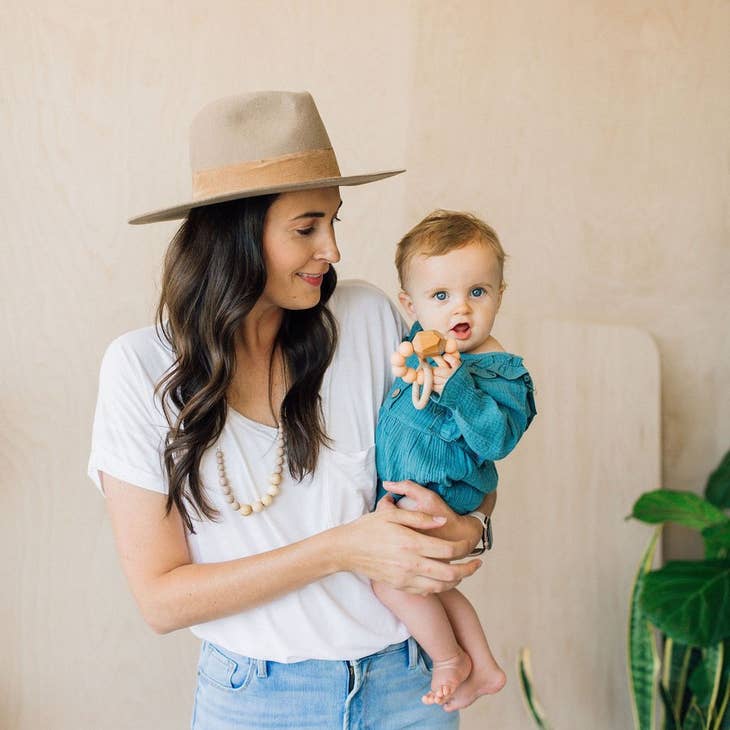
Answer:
[
  {"left": 390, "top": 330, "right": 457, "bottom": 410},
  {"left": 409, "top": 330, "right": 447, "bottom": 410},
  {"left": 411, "top": 358, "right": 433, "bottom": 409}
]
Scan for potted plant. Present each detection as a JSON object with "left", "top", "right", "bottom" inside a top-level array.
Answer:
[{"left": 519, "top": 451, "right": 730, "bottom": 730}]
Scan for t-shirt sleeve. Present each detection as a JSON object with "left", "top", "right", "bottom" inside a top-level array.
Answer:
[{"left": 87, "top": 336, "right": 170, "bottom": 495}]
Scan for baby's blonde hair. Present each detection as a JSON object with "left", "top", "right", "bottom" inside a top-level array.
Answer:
[{"left": 395, "top": 209, "right": 507, "bottom": 289}]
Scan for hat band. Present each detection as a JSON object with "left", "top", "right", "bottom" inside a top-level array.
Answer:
[{"left": 192, "top": 148, "right": 341, "bottom": 200}]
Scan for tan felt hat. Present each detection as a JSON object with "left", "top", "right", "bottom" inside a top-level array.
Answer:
[{"left": 129, "top": 91, "right": 405, "bottom": 225}]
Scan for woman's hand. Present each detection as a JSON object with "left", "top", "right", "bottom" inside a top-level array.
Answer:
[
  {"left": 332, "top": 500, "right": 482, "bottom": 596},
  {"left": 380, "top": 479, "right": 486, "bottom": 552}
]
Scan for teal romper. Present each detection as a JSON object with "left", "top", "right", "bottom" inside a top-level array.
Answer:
[{"left": 375, "top": 322, "right": 537, "bottom": 514}]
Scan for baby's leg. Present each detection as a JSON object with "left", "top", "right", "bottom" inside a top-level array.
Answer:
[
  {"left": 372, "top": 581, "right": 471, "bottom": 704},
  {"left": 437, "top": 588, "right": 506, "bottom": 712}
]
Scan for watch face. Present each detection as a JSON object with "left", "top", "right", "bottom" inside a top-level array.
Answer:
[{"left": 485, "top": 516, "right": 493, "bottom": 550}]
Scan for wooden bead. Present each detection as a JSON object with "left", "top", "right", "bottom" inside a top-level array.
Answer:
[
  {"left": 392, "top": 365, "right": 407, "bottom": 377},
  {"left": 412, "top": 330, "right": 446, "bottom": 358},
  {"left": 398, "top": 341, "right": 414, "bottom": 357},
  {"left": 217, "top": 429, "right": 287, "bottom": 518},
  {"left": 402, "top": 368, "right": 417, "bottom": 384}
]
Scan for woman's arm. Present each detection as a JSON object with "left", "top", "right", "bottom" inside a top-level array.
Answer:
[{"left": 102, "top": 473, "right": 482, "bottom": 635}]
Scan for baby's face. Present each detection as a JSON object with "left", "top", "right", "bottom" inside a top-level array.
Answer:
[{"left": 400, "top": 240, "right": 504, "bottom": 354}]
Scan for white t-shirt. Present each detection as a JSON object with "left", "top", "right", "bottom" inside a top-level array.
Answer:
[{"left": 88, "top": 280, "right": 410, "bottom": 662}]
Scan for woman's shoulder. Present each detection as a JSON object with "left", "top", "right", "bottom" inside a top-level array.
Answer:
[
  {"left": 328, "top": 280, "right": 408, "bottom": 353},
  {"left": 330, "top": 279, "right": 393, "bottom": 310},
  {"left": 100, "top": 325, "right": 174, "bottom": 382},
  {"left": 330, "top": 280, "right": 405, "bottom": 328}
]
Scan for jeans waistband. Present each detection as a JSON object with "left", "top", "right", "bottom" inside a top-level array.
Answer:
[{"left": 206, "top": 636, "right": 419, "bottom": 677}]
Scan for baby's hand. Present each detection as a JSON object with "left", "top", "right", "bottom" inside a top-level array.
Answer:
[{"left": 431, "top": 340, "right": 461, "bottom": 395}]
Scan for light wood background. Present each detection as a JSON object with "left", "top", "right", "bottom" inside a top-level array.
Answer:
[{"left": 2, "top": 1, "right": 727, "bottom": 728}]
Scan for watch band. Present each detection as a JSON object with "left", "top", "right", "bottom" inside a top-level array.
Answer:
[{"left": 466, "top": 511, "right": 493, "bottom": 555}]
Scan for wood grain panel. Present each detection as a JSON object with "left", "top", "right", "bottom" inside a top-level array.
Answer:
[{"left": 460, "top": 317, "right": 660, "bottom": 729}]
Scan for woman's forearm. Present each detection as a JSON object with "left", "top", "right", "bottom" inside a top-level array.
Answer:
[
  {"left": 144, "top": 528, "right": 342, "bottom": 634},
  {"left": 104, "top": 474, "right": 478, "bottom": 634}
]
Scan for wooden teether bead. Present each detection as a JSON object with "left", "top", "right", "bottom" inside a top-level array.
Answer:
[{"left": 412, "top": 330, "right": 446, "bottom": 358}]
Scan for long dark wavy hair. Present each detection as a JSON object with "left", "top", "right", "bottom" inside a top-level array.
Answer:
[{"left": 154, "top": 195, "right": 338, "bottom": 532}]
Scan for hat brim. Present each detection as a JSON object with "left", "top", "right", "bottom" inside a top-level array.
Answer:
[{"left": 128, "top": 169, "right": 405, "bottom": 225}]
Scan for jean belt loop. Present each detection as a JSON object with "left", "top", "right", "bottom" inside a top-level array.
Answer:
[
  {"left": 256, "top": 658, "right": 268, "bottom": 678},
  {"left": 407, "top": 636, "right": 418, "bottom": 670}
]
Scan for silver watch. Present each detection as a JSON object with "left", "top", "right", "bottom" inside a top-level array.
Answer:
[{"left": 466, "top": 510, "right": 493, "bottom": 555}]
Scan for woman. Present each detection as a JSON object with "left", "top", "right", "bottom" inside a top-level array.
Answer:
[{"left": 89, "top": 91, "right": 492, "bottom": 729}]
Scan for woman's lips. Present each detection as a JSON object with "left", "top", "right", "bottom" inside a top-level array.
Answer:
[{"left": 297, "top": 273, "right": 324, "bottom": 287}]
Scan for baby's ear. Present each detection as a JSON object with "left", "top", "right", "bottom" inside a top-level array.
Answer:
[
  {"left": 497, "top": 282, "right": 506, "bottom": 310},
  {"left": 398, "top": 290, "right": 416, "bottom": 318}
]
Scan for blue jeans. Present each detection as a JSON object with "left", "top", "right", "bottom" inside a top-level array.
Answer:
[{"left": 191, "top": 637, "right": 460, "bottom": 729}]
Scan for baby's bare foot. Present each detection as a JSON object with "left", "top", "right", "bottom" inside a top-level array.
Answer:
[
  {"left": 421, "top": 647, "right": 472, "bottom": 705},
  {"left": 442, "top": 662, "right": 506, "bottom": 712}
]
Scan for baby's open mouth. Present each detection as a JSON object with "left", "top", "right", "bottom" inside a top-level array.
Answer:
[{"left": 450, "top": 323, "right": 472, "bottom": 340}]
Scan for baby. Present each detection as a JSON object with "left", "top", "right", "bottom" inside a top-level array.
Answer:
[{"left": 373, "top": 210, "right": 537, "bottom": 709}]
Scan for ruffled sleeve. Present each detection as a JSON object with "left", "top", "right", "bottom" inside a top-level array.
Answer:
[{"left": 433, "top": 352, "right": 537, "bottom": 462}]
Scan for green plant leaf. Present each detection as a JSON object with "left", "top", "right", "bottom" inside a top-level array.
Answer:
[
  {"left": 629, "top": 530, "right": 661, "bottom": 730},
  {"left": 714, "top": 682, "right": 730, "bottom": 730},
  {"left": 683, "top": 702, "right": 706, "bottom": 730},
  {"left": 660, "top": 680, "right": 679, "bottom": 730},
  {"left": 631, "top": 491, "right": 727, "bottom": 531},
  {"left": 687, "top": 643, "right": 723, "bottom": 725},
  {"left": 517, "top": 647, "right": 552, "bottom": 729},
  {"left": 711, "top": 639, "right": 730, "bottom": 730},
  {"left": 662, "top": 639, "right": 694, "bottom": 729},
  {"left": 642, "top": 561, "right": 730, "bottom": 647},
  {"left": 703, "top": 522, "right": 730, "bottom": 559},
  {"left": 706, "top": 452, "right": 730, "bottom": 509}
]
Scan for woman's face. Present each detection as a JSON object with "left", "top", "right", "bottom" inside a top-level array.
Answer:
[{"left": 260, "top": 187, "right": 342, "bottom": 310}]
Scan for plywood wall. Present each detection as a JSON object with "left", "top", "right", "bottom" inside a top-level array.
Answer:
[{"left": 2, "top": 2, "right": 727, "bottom": 728}]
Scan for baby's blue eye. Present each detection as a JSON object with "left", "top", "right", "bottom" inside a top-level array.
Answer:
[
  {"left": 471, "top": 287, "right": 486, "bottom": 297},
  {"left": 434, "top": 291, "right": 448, "bottom": 301}
]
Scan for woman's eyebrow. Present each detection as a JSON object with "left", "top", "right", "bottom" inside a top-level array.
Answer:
[
  {"left": 291, "top": 211, "right": 325, "bottom": 220},
  {"left": 290, "top": 201, "right": 343, "bottom": 221}
]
